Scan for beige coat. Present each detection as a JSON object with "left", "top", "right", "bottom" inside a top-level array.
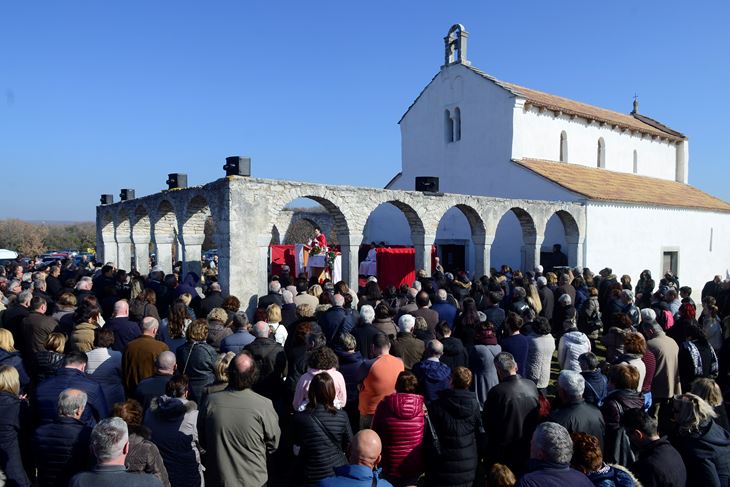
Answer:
[
  {"left": 199, "top": 388, "right": 280, "bottom": 487},
  {"left": 647, "top": 331, "right": 681, "bottom": 399},
  {"left": 69, "top": 322, "right": 98, "bottom": 353}
]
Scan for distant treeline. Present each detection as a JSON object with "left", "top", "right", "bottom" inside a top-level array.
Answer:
[{"left": 0, "top": 219, "right": 96, "bottom": 256}]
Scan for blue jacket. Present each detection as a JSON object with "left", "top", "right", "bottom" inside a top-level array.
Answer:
[
  {"left": 33, "top": 417, "right": 93, "bottom": 487},
  {"left": 432, "top": 302, "right": 457, "bottom": 329},
  {"left": 412, "top": 359, "right": 452, "bottom": 403},
  {"left": 0, "top": 349, "right": 30, "bottom": 389},
  {"left": 318, "top": 306, "right": 355, "bottom": 344},
  {"left": 317, "top": 465, "right": 392, "bottom": 487},
  {"left": 0, "top": 392, "right": 30, "bottom": 487},
  {"left": 516, "top": 461, "right": 595, "bottom": 487},
  {"left": 35, "top": 368, "right": 109, "bottom": 427},
  {"left": 105, "top": 316, "right": 141, "bottom": 352},
  {"left": 220, "top": 329, "right": 256, "bottom": 354}
]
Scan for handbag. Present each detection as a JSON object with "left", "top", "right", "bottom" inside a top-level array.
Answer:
[
  {"left": 424, "top": 407, "right": 442, "bottom": 456},
  {"left": 310, "top": 413, "right": 348, "bottom": 465}
]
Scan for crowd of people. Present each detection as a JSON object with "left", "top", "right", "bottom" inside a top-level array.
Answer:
[{"left": 1, "top": 255, "right": 730, "bottom": 486}]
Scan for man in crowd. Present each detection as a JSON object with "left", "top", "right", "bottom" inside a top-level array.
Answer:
[
  {"left": 220, "top": 313, "right": 255, "bottom": 354},
  {"left": 515, "top": 422, "right": 593, "bottom": 486},
  {"left": 244, "top": 321, "right": 288, "bottom": 402},
  {"left": 257, "top": 281, "right": 283, "bottom": 309},
  {"left": 122, "top": 317, "right": 169, "bottom": 392},
  {"left": 2, "top": 289, "right": 31, "bottom": 340},
  {"left": 548, "top": 370, "right": 605, "bottom": 450},
  {"left": 437, "top": 322, "right": 468, "bottom": 370},
  {"left": 411, "top": 291, "right": 438, "bottom": 334},
  {"left": 69, "top": 417, "right": 163, "bottom": 486},
  {"left": 318, "top": 429, "right": 393, "bottom": 487},
  {"left": 134, "top": 351, "right": 177, "bottom": 410},
  {"left": 359, "top": 333, "right": 404, "bottom": 429},
  {"left": 21, "top": 296, "right": 58, "bottom": 357},
  {"left": 412, "top": 339, "right": 451, "bottom": 403},
  {"left": 319, "top": 293, "right": 355, "bottom": 344},
  {"left": 34, "top": 389, "right": 93, "bottom": 487},
  {"left": 199, "top": 352, "right": 280, "bottom": 487},
  {"left": 391, "top": 314, "right": 425, "bottom": 370},
  {"left": 483, "top": 352, "right": 540, "bottom": 474},
  {"left": 36, "top": 352, "right": 108, "bottom": 427},
  {"left": 431, "top": 289, "right": 457, "bottom": 329},
  {"left": 105, "top": 300, "right": 141, "bottom": 352},
  {"left": 199, "top": 282, "right": 224, "bottom": 317}
]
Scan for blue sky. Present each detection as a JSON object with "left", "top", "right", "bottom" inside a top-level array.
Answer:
[{"left": 1, "top": 1, "right": 728, "bottom": 221}]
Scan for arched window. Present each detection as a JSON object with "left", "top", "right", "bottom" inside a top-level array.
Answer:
[
  {"left": 445, "top": 109, "right": 454, "bottom": 143},
  {"left": 597, "top": 138, "right": 605, "bottom": 168},
  {"left": 453, "top": 107, "right": 461, "bottom": 141},
  {"left": 633, "top": 150, "right": 638, "bottom": 174},
  {"left": 559, "top": 131, "right": 568, "bottom": 162}
]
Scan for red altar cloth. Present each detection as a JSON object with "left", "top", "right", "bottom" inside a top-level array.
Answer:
[{"left": 270, "top": 245, "right": 296, "bottom": 279}]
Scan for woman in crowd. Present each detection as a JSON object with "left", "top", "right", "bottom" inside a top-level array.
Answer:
[
  {"left": 373, "top": 303, "right": 398, "bottom": 340},
  {"left": 700, "top": 296, "right": 723, "bottom": 353},
  {"left": 455, "top": 297, "right": 481, "bottom": 345},
  {"left": 86, "top": 328, "right": 124, "bottom": 410},
  {"left": 267, "top": 303, "right": 288, "bottom": 346},
  {"left": 130, "top": 288, "right": 161, "bottom": 323},
  {"left": 178, "top": 293, "right": 197, "bottom": 320},
  {"left": 578, "top": 287, "right": 602, "bottom": 348},
  {"left": 0, "top": 329, "right": 30, "bottom": 390},
  {"left": 221, "top": 295, "right": 241, "bottom": 321},
  {"left": 635, "top": 269, "right": 655, "bottom": 309},
  {"left": 113, "top": 399, "right": 170, "bottom": 487},
  {"left": 145, "top": 375, "right": 204, "bottom": 487},
  {"left": 470, "top": 321, "right": 501, "bottom": 408},
  {"left": 426, "top": 366, "right": 482, "bottom": 487},
  {"left": 68, "top": 301, "right": 100, "bottom": 353},
  {"left": 32, "top": 332, "right": 66, "bottom": 384},
  {"left": 691, "top": 377, "right": 730, "bottom": 432},
  {"left": 620, "top": 274, "right": 633, "bottom": 291},
  {"left": 201, "top": 351, "right": 236, "bottom": 399},
  {"left": 176, "top": 319, "right": 218, "bottom": 402},
  {"left": 558, "top": 315, "right": 591, "bottom": 372},
  {"left": 52, "top": 292, "right": 77, "bottom": 322},
  {"left": 525, "top": 317, "right": 555, "bottom": 393},
  {"left": 161, "top": 302, "right": 191, "bottom": 352},
  {"left": 678, "top": 321, "right": 719, "bottom": 393},
  {"left": 293, "top": 346, "right": 347, "bottom": 411},
  {"left": 291, "top": 372, "right": 353, "bottom": 486},
  {"left": 206, "top": 308, "right": 232, "bottom": 351},
  {"left": 0, "top": 365, "right": 30, "bottom": 487},
  {"left": 372, "top": 371, "right": 425, "bottom": 486},
  {"left": 671, "top": 393, "right": 730, "bottom": 485},
  {"left": 570, "top": 432, "right": 639, "bottom": 486},
  {"left": 335, "top": 332, "right": 366, "bottom": 433},
  {"left": 601, "top": 313, "right": 634, "bottom": 363},
  {"left": 614, "top": 332, "right": 647, "bottom": 393},
  {"left": 601, "top": 364, "right": 644, "bottom": 465}
]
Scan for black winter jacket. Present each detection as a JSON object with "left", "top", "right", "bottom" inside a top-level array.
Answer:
[
  {"left": 175, "top": 341, "right": 217, "bottom": 403},
  {"left": 33, "top": 416, "right": 92, "bottom": 487},
  {"left": 291, "top": 404, "right": 353, "bottom": 485},
  {"left": 630, "top": 437, "right": 686, "bottom": 487},
  {"left": 0, "top": 392, "right": 30, "bottom": 487},
  {"left": 440, "top": 336, "right": 468, "bottom": 371},
  {"left": 244, "top": 337, "right": 288, "bottom": 401},
  {"left": 426, "top": 388, "right": 483, "bottom": 487}
]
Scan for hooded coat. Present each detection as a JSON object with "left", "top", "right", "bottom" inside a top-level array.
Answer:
[
  {"left": 144, "top": 396, "right": 202, "bottom": 487},
  {"left": 412, "top": 359, "right": 451, "bottom": 403},
  {"left": 425, "top": 389, "right": 482, "bottom": 487},
  {"left": 673, "top": 420, "right": 730, "bottom": 487},
  {"left": 558, "top": 329, "right": 592, "bottom": 372},
  {"left": 372, "top": 392, "right": 425, "bottom": 481},
  {"left": 125, "top": 424, "right": 171, "bottom": 487},
  {"left": 440, "top": 336, "right": 468, "bottom": 371}
]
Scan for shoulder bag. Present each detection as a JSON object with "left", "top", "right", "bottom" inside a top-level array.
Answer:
[{"left": 310, "top": 412, "right": 348, "bottom": 465}]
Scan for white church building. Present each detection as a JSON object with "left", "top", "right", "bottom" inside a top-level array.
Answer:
[{"left": 366, "top": 24, "right": 730, "bottom": 294}]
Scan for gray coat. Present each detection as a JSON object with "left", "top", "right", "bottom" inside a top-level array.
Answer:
[
  {"left": 469, "top": 343, "right": 501, "bottom": 408},
  {"left": 199, "top": 388, "right": 280, "bottom": 487},
  {"left": 525, "top": 333, "right": 556, "bottom": 389},
  {"left": 647, "top": 331, "right": 681, "bottom": 399}
]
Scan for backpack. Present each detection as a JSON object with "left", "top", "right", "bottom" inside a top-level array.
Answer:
[{"left": 656, "top": 309, "right": 674, "bottom": 330}]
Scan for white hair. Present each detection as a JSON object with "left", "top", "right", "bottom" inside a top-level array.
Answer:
[
  {"left": 141, "top": 317, "right": 159, "bottom": 332},
  {"left": 333, "top": 294, "right": 345, "bottom": 307},
  {"left": 412, "top": 281, "right": 422, "bottom": 291},
  {"left": 436, "top": 289, "right": 447, "bottom": 302},
  {"left": 398, "top": 314, "right": 415, "bottom": 333},
  {"left": 58, "top": 389, "right": 87, "bottom": 417},
  {"left": 535, "top": 265, "right": 543, "bottom": 273},
  {"left": 641, "top": 308, "right": 657, "bottom": 323},
  {"left": 360, "top": 305, "right": 375, "bottom": 324},
  {"left": 269, "top": 281, "right": 281, "bottom": 293},
  {"left": 252, "top": 321, "right": 270, "bottom": 338},
  {"left": 282, "top": 289, "right": 294, "bottom": 304},
  {"left": 91, "top": 417, "right": 129, "bottom": 463},
  {"left": 531, "top": 422, "right": 573, "bottom": 464},
  {"left": 558, "top": 370, "right": 585, "bottom": 399},
  {"left": 537, "top": 276, "right": 547, "bottom": 287},
  {"left": 558, "top": 293, "right": 572, "bottom": 306},
  {"left": 622, "top": 289, "right": 634, "bottom": 302}
]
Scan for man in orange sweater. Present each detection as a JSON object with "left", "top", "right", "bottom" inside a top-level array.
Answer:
[{"left": 358, "top": 333, "right": 404, "bottom": 429}]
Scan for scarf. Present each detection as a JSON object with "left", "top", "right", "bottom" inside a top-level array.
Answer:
[{"left": 683, "top": 340, "right": 719, "bottom": 377}]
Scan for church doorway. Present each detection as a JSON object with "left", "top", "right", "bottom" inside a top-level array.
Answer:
[{"left": 438, "top": 244, "right": 466, "bottom": 273}]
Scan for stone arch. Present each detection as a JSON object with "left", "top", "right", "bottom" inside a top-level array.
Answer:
[
  {"left": 182, "top": 195, "right": 212, "bottom": 236},
  {"left": 542, "top": 209, "right": 581, "bottom": 269},
  {"left": 131, "top": 204, "right": 152, "bottom": 273},
  {"left": 434, "top": 203, "right": 486, "bottom": 275},
  {"left": 275, "top": 194, "right": 351, "bottom": 246},
  {"left": 99, "top": 210, "right": 115, "bottom": 264},
  {"left": 492, "top": 207, "right": 537, "bottom": 272},
  {"left": 115, "top": 208, "right": 132, "bottom": 270},
  {"left": 180, "top": 194, "right": 212, "bottom": 276}
]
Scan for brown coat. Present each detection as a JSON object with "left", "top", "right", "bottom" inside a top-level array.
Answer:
[
  {"left": 647, "top": 331, "right": 681, "bottom": 399},
  {"left": 69, "top": 322, "right": 98, "bottom": 353},
  {"left": 21, "top": 312, "right": 59, "bottom": 356},
  {"left": 123, "top": 335, "right": 169, "bottom": 392},
  {"left": 391, "top": 332, "right": 425, "bottom": 370}
]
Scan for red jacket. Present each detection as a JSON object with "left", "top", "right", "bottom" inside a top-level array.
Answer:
[{"left": 372, "top": 392, "right": 425, "bottom": 480}]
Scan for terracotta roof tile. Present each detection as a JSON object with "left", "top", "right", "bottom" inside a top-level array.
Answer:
[
  {"left": 465, "top": 66, "right": 686, "bottom": 141},
  {"left": 515, "top": 158, "right": 730, "bottom": 212}
]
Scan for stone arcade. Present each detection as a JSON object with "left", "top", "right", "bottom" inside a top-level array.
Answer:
[{"left": 96, "top": 176, "right": 584, "bottom": 313}]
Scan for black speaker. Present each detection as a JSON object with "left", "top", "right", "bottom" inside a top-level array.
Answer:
[
  {"left": 415, "top": 176, "right": 440, "bottom": 193},
  {"left": 120, "top": 189, "right": 135, "bottom": 201},
  {"left": 100, "top": 194, "right": 114, "bottom": 205},
  {"left": 166, "top": 173, "right": 188, "bottom": 190},
  {"left": 223, "top": 156, "right": 251, "bottom": 177}
]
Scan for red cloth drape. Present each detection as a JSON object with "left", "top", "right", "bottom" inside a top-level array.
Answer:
[
  {"left": 270, "top": 245, "right": 295, "bottom": 279},
  {"left": 376, "top": 247, "right": 416, "bottom": 289}
]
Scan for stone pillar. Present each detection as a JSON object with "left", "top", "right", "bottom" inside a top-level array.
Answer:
[
  {"left": 567, "top": 241, "right": 584, "bottom": 268},
  {"left": 340, "top": 244, "right": 360, "bottom": 292},
  {"left": 102, "top": 241, "right": 117, "bottom": 266},
  {"left": 116, "top": 237, "right": 132, "bottom": 271},
  {"left": 521, "top": 235, "right": 544, "bottom": 272},
  {"left": 414, "top": 234, "right": 435, "bottom": 277},
  {"left": 180, "top": 235, "right": 204, "bottom": 277},
  {"left": 473, "top": 235, "right": 494, "bottom": 278},
  {"left": 133, "top": 240, "right": 151, "bottom": 275},
  {"left": 154, "top": 236, "right": 175, "bottom": 275},
  {"left": 257, "top": 235, "right": 271, "bottom": 301}
]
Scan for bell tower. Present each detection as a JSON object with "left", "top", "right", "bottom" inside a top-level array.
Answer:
[{"left": 444, "top": 24, "right": 470, "bottom": 66}]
